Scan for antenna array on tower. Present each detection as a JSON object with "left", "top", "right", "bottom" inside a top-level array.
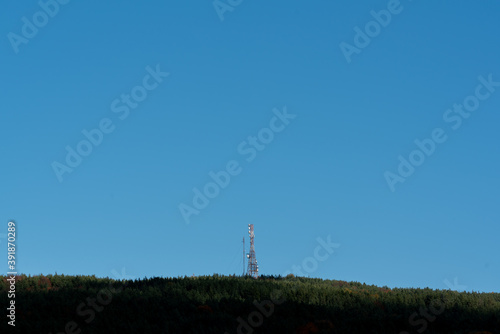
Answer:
[{"left": 246, "top": 224, "right": 259, "bottom": 278}]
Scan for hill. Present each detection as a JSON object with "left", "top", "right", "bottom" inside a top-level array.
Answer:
[{"left": 1, "top": 274, "right": 499, "bottom": 333}]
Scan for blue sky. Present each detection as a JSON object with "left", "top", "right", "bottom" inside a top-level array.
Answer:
[{"left": 1, "top": 1, "right": 499, "bottom": 292}]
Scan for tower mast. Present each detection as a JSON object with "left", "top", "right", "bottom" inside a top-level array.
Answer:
[{"left": 246, "top": 224, "right": 259, "bottom": 279}]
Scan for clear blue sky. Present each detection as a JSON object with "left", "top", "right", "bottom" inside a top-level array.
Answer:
[{"left": 1, "top": 1, "right": 499, "bottom": 292}]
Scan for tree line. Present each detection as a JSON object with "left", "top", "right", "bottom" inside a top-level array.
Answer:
[{"left": 0, "top": 274, "right": 498, "bottom": 333}]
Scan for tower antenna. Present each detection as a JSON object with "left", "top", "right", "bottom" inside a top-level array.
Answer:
[
  {"left": 246, "top": 224, "right": 259, "bottom": 279},
  {"left": 242, "top": 237, "right": 245, "bottom": 276}
]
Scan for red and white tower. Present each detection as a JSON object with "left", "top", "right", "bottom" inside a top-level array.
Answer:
[{"left": 246, "top": 224, "right": 259, "bottom": 278}]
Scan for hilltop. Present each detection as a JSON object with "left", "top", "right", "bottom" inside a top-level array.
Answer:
[{"left": 1, "top": 274, "right": 499, "bottom": 333}]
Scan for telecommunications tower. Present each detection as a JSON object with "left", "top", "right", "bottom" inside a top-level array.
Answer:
[{"left": 246, "top": 224, "right": 259, "bottom": 278}]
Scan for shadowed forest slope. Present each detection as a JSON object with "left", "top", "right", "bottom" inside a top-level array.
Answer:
[{"left": 1, "top": 274, "right": 499, "bottom": 333}]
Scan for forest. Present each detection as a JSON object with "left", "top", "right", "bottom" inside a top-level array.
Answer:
[{"left": 0, "top": 274, "right": 499, "bottom": 333}]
